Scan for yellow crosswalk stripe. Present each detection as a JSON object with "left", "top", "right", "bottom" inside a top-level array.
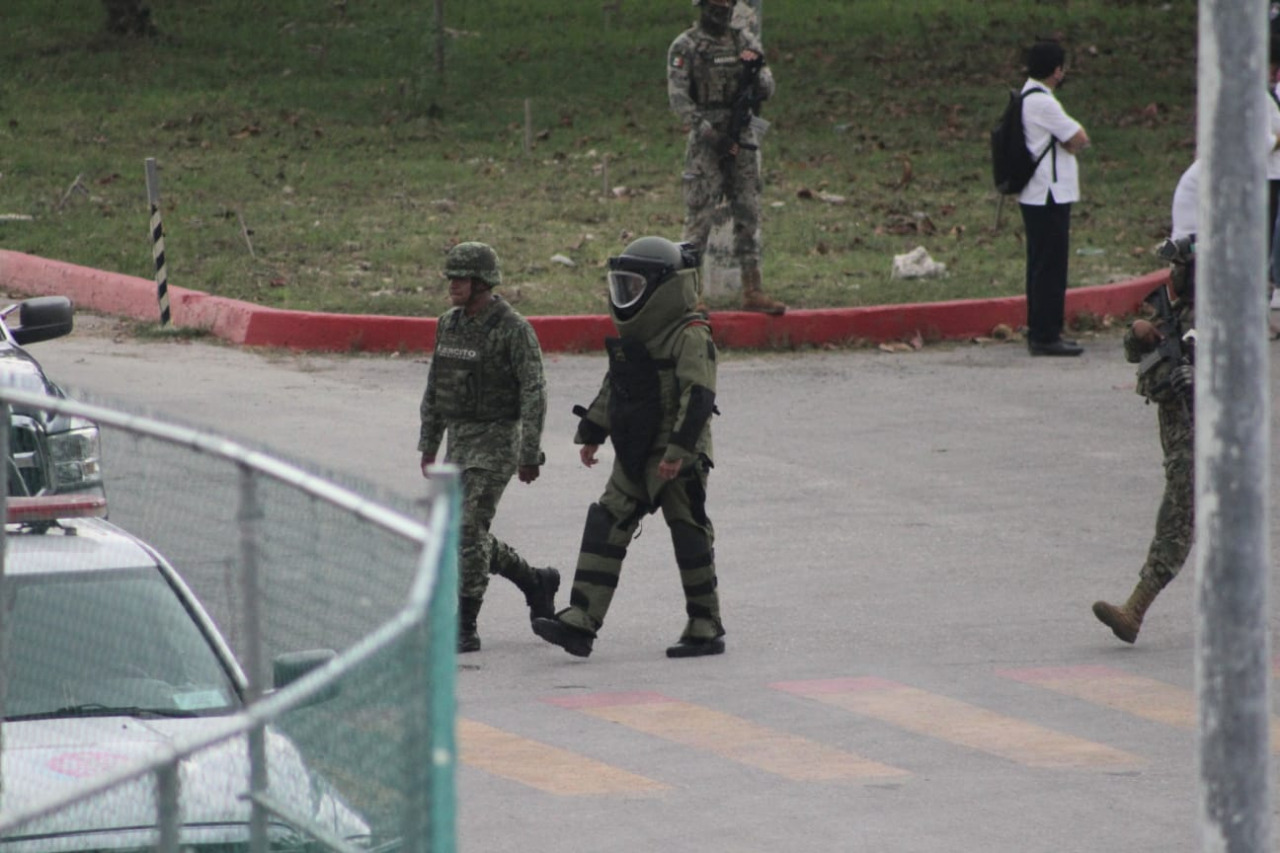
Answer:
[
  {"left": 772, "top": 677, "right": 1142, "bottom": 769},
  {"left": 546, "top": 691, "right": 907, "bottom": 781},
  {"left": 1001, "top": 665, "right": 1280, "bottom": 752},
  {"left": 457, "top": 718, "right": 668, "bottom": 795},
  {"left": 999, "top": 665, "right": 1195, "bottom": 728}
]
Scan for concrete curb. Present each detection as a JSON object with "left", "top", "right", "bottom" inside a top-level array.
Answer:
[{"left": 0, "top": 249, "right": 1166, "bottom": 354}]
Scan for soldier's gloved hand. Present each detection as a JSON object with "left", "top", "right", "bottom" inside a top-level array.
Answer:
[{"left": 1170, "top": 364, "right": 1194, "bottom": 395}]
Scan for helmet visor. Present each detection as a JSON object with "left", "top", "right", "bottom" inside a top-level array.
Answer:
[{"left": 608, "top": 270, "right": 650, "bottom": 310}]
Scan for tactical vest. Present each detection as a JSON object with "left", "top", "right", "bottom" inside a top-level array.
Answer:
[
  {"left": 604, "top": 336, "right": 671, "bottom": 484},
  {"left": 432, "top": 301, "right": 522, "bottom": 421},
  {"left": 690, "top": 31, "right": 748, "bottom": 111}
]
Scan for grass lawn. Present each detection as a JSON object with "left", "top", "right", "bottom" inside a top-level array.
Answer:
[{"left": 1, "top": 0, "right": 1198, "bottom": 318}]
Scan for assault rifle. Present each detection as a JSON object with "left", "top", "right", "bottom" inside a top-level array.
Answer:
[
  {"left": 1137, "top": 281, "right": 1195, "bottom": 416},
  {"left": 724, "top": 55, "right": 769, "bottom": 159}
]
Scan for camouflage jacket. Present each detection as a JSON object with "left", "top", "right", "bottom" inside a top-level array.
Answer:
[
  {"left": 418, "top": 296, "right": 546, "bottom": 473},
  {"left": 667, "top": 23, "right": 775, "bottom": 137}
]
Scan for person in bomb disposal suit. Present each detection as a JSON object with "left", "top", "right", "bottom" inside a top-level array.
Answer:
[
  {"left": 419, "top": 242, "right": 560, "bottom": 653},
  {"left": 533, "top": 237, "right": 725, "bottom": 659},
  {"left": 668, "top": 0, "right": 785, "bottom": 315}
]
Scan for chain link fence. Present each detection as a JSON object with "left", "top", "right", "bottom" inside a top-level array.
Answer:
[{"left": 0, "top": 386, "right": 459, "bottom": 853}]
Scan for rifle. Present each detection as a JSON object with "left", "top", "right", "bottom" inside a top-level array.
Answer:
[
  {"left": 1137, "top": 282, "right": 1195, "bottom": 417},
  {"left": 724, "top": 55, "right": 769, "bottom": 159}
]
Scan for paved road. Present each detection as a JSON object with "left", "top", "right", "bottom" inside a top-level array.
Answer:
[{"left": 32, "top": 315, "right": 1280, "bottom": 853}]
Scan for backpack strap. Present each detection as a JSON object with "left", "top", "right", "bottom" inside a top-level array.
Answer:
[{"left": 1021, "top": 87, "right": 1057, "bottom": 180}]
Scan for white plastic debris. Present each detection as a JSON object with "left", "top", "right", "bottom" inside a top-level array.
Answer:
[
  {"left": 891, "top": 246, "right": 946, "bottom": 279},
  {"left": 550, "top": 254, "right": 576, "bottom": 268}
]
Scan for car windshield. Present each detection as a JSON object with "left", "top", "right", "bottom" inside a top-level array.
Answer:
[{"left": 4, "top": 568, "right": 241, "bottom": 720}]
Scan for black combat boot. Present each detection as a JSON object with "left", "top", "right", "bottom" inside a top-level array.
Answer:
[
  {"left": 522, "top": 567, "right": 560, "bottom": 622},
  {"left": 458, "top": 597, "right": 482, "bottom": 654},
  {"left": 666, "top": 617, "right": 725, "bottom": 659},
  {"left": 666, "top": 636, "right": 726, "bottom": 658},
  {"left": 532, "top": 616, "right": 595, "bottom": 658}
]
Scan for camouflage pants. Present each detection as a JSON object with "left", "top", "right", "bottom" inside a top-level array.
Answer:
[
  {"left": 681, "top": 132, "right": 763, "bottom": 268},
  {"left": 1140, "top": 403, "right": 1194, "bottom": 585},
  {"left": 559, "top": 456, "right": 722, "bottom": 641},
  {"left": 458, "top": 466, "right": 535, "bottom": 601}
]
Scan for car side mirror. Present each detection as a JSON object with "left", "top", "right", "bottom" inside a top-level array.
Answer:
[
  {"left": 11, "top": 297, "right": 74, "bottom": 346},
  {"left": 272, "top": 648, "right": 340, "bottom": 705}
]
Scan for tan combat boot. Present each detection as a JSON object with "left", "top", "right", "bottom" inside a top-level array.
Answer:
[
  {"left": 740, "top": 267, "right": 786, "bottom": 315},
  {"left": 1091, "top": 574, "right": 1166, "bottom": 644}
]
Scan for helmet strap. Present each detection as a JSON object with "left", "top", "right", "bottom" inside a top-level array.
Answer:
[{"left": 463, "top": 279, "right": 495, "bottom": 316}]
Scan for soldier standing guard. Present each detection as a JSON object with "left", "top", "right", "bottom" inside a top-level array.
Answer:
[
  {"left": 533, "top": 236, "right": 725, "bottom": 659},
  {"left": 668, "top": 0, "right": 785, "bottom": 315},
  {"left": 1092, "top": 234, "right": 1196, "bottom": 644},
  {"left": 419, "top": 242, "right": 560, "bottom": 653}
]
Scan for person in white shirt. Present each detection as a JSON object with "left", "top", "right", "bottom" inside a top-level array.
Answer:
[
  {"left": 1170, "top": 159, "right": 1198, "bottom": 242},
  {"left": 1018, "top": 40, "right": 1091, "bottom": 357}
]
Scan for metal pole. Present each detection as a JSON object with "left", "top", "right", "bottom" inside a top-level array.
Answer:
[
  {"left": 237, "top": 465, "right": 270, "bottom": 853},
  {"left": 427, "top": 466, "right": 459, "bottom": 853},
  {"left": 144, "top": 158, "right": 172, "bottom": 327},
  {"left": 1195, "top": 2, "right": 1273, "bottom": 852},
  {"left": 0, "top": 401, "right": 9, "bottom": 802}
]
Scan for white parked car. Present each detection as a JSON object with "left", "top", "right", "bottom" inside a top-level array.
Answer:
[
  {"left": 0, "top": 494, "right": 371, "bottom": 851},
  {"left": 0, "top": 297, "right": 104, "bottom": 499}
]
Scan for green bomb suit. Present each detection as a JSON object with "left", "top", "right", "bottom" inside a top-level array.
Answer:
[{"left": 558, "top": 265, "right": 723, "bottom": 651}]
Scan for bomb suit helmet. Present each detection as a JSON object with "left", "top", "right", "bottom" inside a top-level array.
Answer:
[
  {"left": 444, "top": 241, "right": 502, "bottom": 289},
  {"left": 606, "top": 236, "right": 702, "bottom": 338}
]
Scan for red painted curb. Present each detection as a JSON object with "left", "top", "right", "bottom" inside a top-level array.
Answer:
[{"left": 0, "top": 249, "right": 1166, "bottom": 354}]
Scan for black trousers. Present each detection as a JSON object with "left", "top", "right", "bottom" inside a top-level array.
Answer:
[{"left": 1020, "top": 197, "right": 1072, "bottom": 345}]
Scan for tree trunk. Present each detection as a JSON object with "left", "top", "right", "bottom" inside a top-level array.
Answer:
[{"left": 102, "top": 0, "right": 156, "bottom": 36}]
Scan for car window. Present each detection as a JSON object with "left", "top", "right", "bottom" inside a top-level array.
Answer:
[{"left": 4, "top": 568, "right": 241, "bottom": 719}]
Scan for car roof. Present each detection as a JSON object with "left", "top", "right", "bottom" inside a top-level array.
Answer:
[{"left": 3, "top": 518, "right": 159, "bottom": 577}]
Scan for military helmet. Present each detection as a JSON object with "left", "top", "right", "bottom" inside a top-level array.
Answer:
[
  {"left": 607, "top": 236, "right": 698, "bottom": 320},
  {"left": 444, "top": 241, "right": 502, "bottom": 289}
]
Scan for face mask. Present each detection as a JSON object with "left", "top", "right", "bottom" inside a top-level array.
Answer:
[{"left": 701, "top": 4, "right": 732, "bottom": 35}]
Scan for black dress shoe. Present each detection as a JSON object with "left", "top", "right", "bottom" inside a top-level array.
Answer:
[
  {"left": 665, "top": 636, "right": 726, "bottom": 658},
  {"left": 1028, "top": 339, "right": 1084, "bottom": 357},
  {"left": 532, "top": 617, "right": 595, "bottom": 657}
]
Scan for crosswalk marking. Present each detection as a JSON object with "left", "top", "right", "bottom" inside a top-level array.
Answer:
[
  {"left": 1002, "top": 664, "right": 1280, "bottom": 752},
  {"left": 999, "top": 665, "right": 1195, "bottom": 728},
  {"left": 771, "top": 676, "right": 1143, "bottom": 769},
  {"left": 545, "top": 691, "right": 907, "bottom": 781},
  {"left": 457, "top": 718, "right": 667, "bottom": 795}
]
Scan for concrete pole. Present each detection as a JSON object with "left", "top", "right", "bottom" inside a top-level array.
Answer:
[{"left": 1195, "top": 1, "right": 1273, "bottom": 851}]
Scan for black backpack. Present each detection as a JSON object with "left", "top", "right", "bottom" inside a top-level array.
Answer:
[{"left": 990, "top": 87, "right": 1052, "bottom": 195}]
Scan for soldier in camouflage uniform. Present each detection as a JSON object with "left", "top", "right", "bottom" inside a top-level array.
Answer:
[
  {"left": 668, "top": 0, "right": 785, "bottom": 315},
  {"left": 533, "top": 236, "right": 725, "bottom": 659},
  {"left": 418, "top": 242, "right": 559, "bottom": 653},
  {"left": 1092, "top": 237, "right": 1196, "bottom": 644}
]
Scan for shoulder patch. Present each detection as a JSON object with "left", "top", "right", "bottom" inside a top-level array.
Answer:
[{"left": 671, "top": 55, "right": 685, "bottom": 69}]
